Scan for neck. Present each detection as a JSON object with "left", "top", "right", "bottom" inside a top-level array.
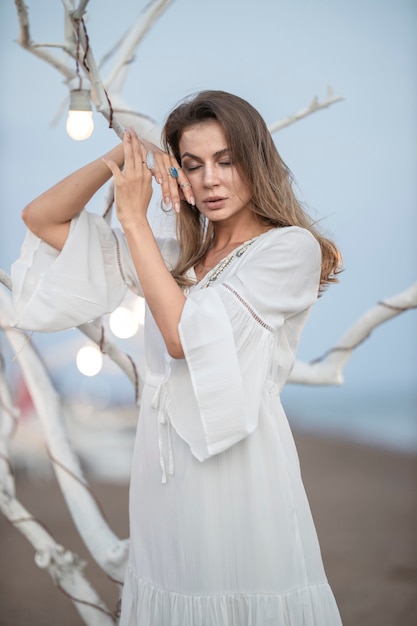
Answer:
[{"left": 211, "top": 217, "right": 269, "bottom": 251}]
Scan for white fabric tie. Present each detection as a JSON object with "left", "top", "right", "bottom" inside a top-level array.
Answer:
[{"left": 151, "top": 380, "right": 174, "bottom": 484}]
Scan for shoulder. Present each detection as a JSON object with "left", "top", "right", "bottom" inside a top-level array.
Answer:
[{"left": 256, "top": 226, "right": 320, "bottom": 257}]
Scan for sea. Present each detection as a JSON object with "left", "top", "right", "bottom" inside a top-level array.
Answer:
[{"left": 282, "top": 384, "right": 417, "bottom": 455}]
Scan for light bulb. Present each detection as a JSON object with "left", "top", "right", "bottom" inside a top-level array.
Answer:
[
  {"left": 66, "top": 78, "right": 94, "bottom": 141},
  {"left": 66, "top": 110, "right": 94, "bottom": 141},
  {"left": 76, "top": 345, "right": 103, "bottom": 377},
  {"left": 109, "top": 306, "right": 139, "bottom": 339}
]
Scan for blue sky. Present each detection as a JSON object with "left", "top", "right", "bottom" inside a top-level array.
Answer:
[{"left": 0, "top": 1, "right": 416, "bottom": 443}]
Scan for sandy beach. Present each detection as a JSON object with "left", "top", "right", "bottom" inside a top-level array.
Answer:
[{"left": 0, "top": 432, "right": 416, "bottom": 626}]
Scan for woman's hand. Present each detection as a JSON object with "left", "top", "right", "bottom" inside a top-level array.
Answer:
[
  {"left": 139, "top": 133, "right": 195, "bottom": 212},
  {"left": 104, "top": 128, "right": 194, "bottom": 219},
  {"left": 103, "top": 128, "right": 154, "bottom": 227}
]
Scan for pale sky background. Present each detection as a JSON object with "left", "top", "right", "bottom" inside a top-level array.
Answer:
[{"left": 0, "top": 0, "right": 416, "bottom": 448}]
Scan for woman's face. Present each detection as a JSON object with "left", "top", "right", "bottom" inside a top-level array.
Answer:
[{"left": 179, "top": 121, "right": 253, "bottom": 225}]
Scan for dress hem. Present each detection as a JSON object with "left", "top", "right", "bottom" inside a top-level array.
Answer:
[{"left": 118, "top": 566, "right": 343, "bottom": 625}]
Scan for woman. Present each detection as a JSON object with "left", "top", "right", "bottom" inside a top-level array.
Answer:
[{"left": 12, "top": 90, "right": 343, "bottom": 625}]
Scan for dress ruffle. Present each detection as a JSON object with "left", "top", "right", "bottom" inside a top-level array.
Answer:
[{"left": 119, "top": 567, "right": 342, "bottom": 626}]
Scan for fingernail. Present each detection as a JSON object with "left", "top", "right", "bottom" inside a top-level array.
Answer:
[
  {"left": 174, "top": 202, "right": 181, "bottom": 213},
  {"left": 158, "top": 178, "right": 163, "bottom": 185},
  {"left": 189, "top": 196, "right": 196, "bottom": 206},
  {"left": 164, "top": 197, "right": 171, "bottom": 208}
]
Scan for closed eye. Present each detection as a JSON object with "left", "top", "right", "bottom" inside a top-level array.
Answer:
[{"left": 183, "top": 164, "right": 201, "bottom": 172}]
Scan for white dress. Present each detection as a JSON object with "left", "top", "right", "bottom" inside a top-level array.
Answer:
[{"left": 11, "top": 210, "right": 343, "bottom": 626}]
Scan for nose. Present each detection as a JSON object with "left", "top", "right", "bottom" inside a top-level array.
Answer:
[{"left": 203, "top": 163, "right": 219, "bottom": 188}]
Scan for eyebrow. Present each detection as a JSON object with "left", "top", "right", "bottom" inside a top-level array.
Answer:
[{"left": 180, "top": 148, "right": 231, "bottom": 161}]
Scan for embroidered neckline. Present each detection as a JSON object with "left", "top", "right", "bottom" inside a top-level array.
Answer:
[
  {"left": 184, "top": 228, "right": 277, "bottom": 292},
  {"left": 201, "top": 236, "right": 258, "bottom": 288}
]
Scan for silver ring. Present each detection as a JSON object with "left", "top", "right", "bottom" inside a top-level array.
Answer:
[
  {"left": 168, "top": 166, "right": 179, "bottom": 179},
  {"left": 180, "top": 182, "right": 191, "bottom": 189},
  {"left": 146, "top": 151, "right": 155, "bottom": 170}
]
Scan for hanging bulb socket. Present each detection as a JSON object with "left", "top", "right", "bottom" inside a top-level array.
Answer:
[{"left": 66, "top": 78, "right": 94, "bottom": 141}]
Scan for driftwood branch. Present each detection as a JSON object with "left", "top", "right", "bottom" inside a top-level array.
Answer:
[
  {"left": 289, "top": 282, "right": 417, "bottom": 385},
  {"left": 0, "top": 291, "right": 117, "bottom": 624},
  {"left": 0, "top": 353, "right": 19, "bottom": 498},
  {"left": 103, "top": 0, "right": 173, "bottom": 94},
  {"left": 0, "top": 287, "right": 129, "bottom": 584},
  {"left": 0, "top": 269, "right": 12, "bottom": 291},
  {"left": 14, "top": 0, "right": 167, "bottom": 143},
  {"left": 73, "top": 0, "right": 91, "bottom": 21},
  {"left": 14, "top": 0, "right": 76, "bottom": 79},
  {"left": 268, "top": 86, "right": 344, "bottom": 134},
  {"left": 0, "top": 490, "right": 116, "bottom": 625}
]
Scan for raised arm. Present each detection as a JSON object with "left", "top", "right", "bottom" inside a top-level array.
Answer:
[
  {"left": 21, "top": 144, "right": 125, "bottom": 251},
  {"left": 103, "top": 129, "right": 190, "bottom": 359}
]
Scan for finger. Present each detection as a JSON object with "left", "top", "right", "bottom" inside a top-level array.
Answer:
[
  {"left": 129, "top": 128, "right": 146, "bottom": 171},
  {"left": 138, "top": 141, "right": 153, "bottom": 181},
  {"left": 166, "top": 165, "right": 183, "bottom": 213},
  {"left": 176, "top": 173, "right": 195, "bottom": 206},
  {"left": 167, "top": 165, "right": 196, "bottom": 209},
  {"left": 122, "top": 129, "right": 135, "bottom": 175},
  {"left": 152, "top": 154, "right": 176, "bottom": 209},
  {"left": 143, "top": 150, "right": 190, "bottom": 211},
  {"left": 102, "top": 157, "right": 121, "bottom": 178},
  {"left": 147, "top": 151, "right": 164, "bottom": 186}
]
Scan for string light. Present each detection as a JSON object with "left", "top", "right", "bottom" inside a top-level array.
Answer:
[
  {"left": 109, "top": 306, "right": 140, "bottom": 339},
  {"left": 76, "top": 345, "right": 103, "bottom": 376},
  {"left": 66, "top": 78, "right": 94, "bottom": 141}
]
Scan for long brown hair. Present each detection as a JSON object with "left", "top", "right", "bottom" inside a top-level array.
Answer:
[{"left": 162, "top": 90, "right": 342, "bottom": 292}]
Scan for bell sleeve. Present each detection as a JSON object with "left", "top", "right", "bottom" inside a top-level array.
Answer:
[
  {"left": 11, "top": 210, "right": 139, "bottom": 332},
  {"left": 161, "top": 227, "right": 322, "bottom": 461}
]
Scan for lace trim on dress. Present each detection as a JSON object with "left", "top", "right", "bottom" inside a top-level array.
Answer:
[
  {"left": 111, "top": 230, "right": 127, "bottom": 284},
  {"left": 222, "top": 283, "right": 275, "bottom": 334}
]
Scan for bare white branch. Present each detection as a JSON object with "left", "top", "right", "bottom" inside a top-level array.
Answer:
[
  {"left": 103, "top": 0, "right": 173, "bottom": 94},
  {"left": 73, "top": 0, "right": 91, "bottom": 20},
  {"left": 0, "top": 491, "right": 116, "bottom": 625},
  {"left": 14, "top": 0, "right": 75, "bottom": 80},
  {"left": 0, "top": 288, "right": 129, "bottom": 583},
  {"left": 289, "top": 282, "right": 417, "bottom": 385},
  {"left": 108, "top": 97, "right": 163, "bottom": 144},
  {"left": 0, "top": 269, "right": 12, "bottom": 291},
  {"left": 268, "top": 87, "right": 344, "bottom": 134},
  {"left": 1, "top": 289, "right": 116, "bottom": 625},
  {"left": 0, "top": 359, "right": 19, "bottom": 498}
]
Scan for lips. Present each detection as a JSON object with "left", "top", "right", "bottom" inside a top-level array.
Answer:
[{"left": 203, "top": 196, "right": 226, "bottom": 209}]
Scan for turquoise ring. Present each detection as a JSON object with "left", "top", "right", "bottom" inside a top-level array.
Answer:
[{"left": 168, "top": 166, "right": 179, "bottom": 179}]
